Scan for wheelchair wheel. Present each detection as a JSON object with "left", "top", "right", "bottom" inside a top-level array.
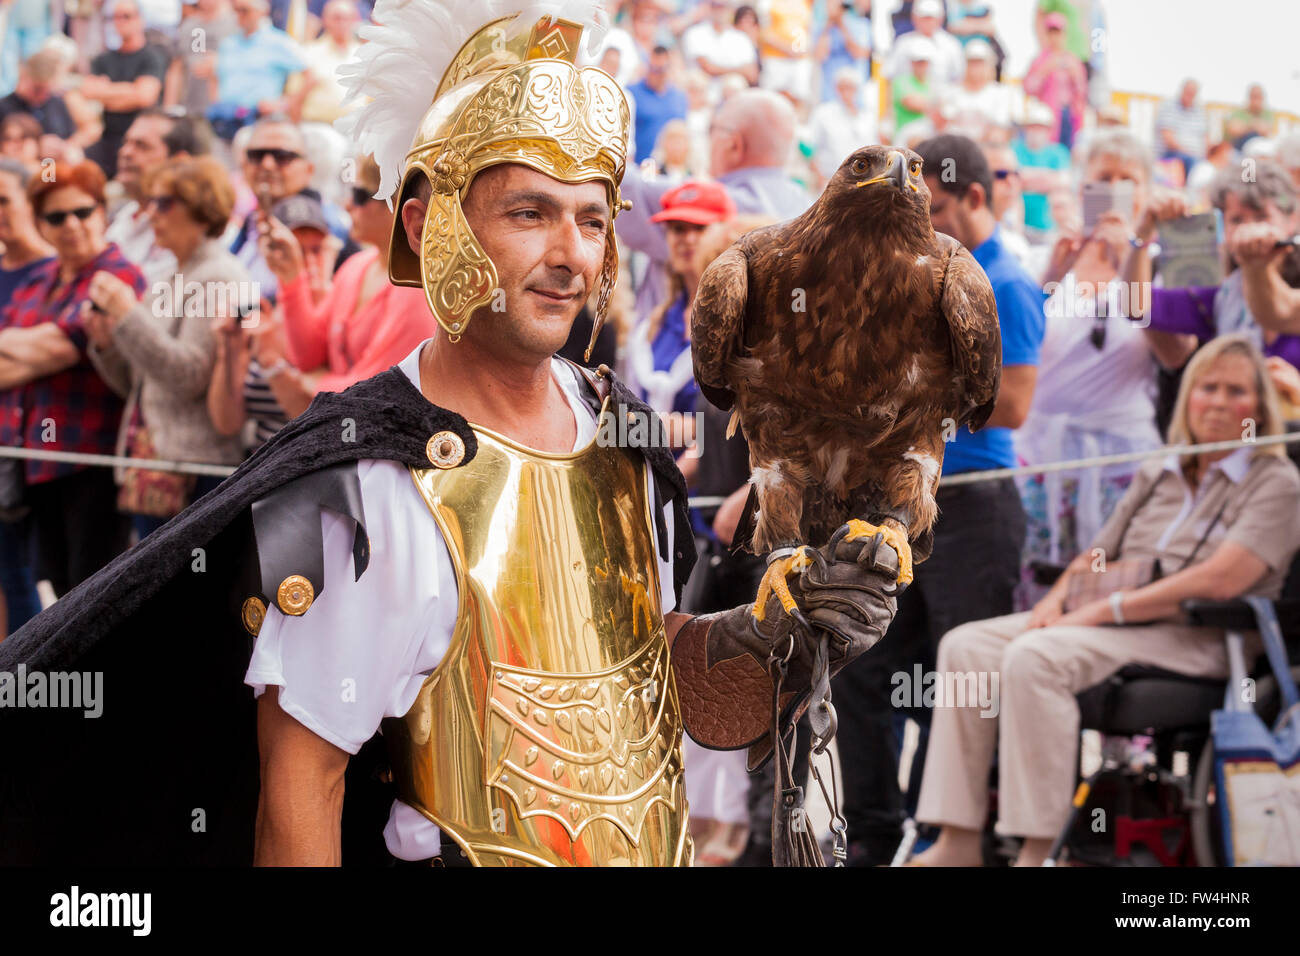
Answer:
[{"left": 1188, "top": 666, "right": 1300, "bottom": 867}]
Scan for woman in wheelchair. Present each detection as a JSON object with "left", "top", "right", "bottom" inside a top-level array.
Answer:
[{"left": 910, "top": 334, "right": 1300, "bottom": 866}]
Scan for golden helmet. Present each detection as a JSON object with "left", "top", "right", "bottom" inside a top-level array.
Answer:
[{"left": 337, "top": 0, "right": 631, "bottom": 358}]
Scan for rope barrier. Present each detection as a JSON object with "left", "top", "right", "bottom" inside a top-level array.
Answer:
[{"left": 4, "top": 430, "right": 1298, "bottom": 508}]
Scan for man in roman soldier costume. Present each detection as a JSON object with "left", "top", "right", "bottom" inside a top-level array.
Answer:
[{"left": 0, "top": 0, "right": 900, "bottom": 867}]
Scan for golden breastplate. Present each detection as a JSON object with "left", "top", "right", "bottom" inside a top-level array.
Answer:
[{"left": 383, "top": 411, "right": 691, "bottom": 866}]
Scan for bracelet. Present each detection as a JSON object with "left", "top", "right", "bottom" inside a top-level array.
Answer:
[
  {"left": 263, "top": 358, "right": 293, "bottom": 379},
  {"left": 1128, "top": 234, "right": 1149, "bottom": 249},
  {"left": 1109, "top": 590, "right": 1126, "bottom": 625}
]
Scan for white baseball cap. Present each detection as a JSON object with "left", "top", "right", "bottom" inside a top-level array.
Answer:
[
  {"left": 914, "top": 0, "right": 944, "bottom": 19},
  {"left": 965, "top": 38, "right": 995, "bottom": 62}
]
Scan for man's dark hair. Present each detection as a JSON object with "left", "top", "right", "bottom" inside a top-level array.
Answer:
[
  {"left": 915, "top": 134, "right": 994, "bottom": 205},
  {"left": 652, "top": 44, "right": 671, "bottom": 56},
  {"left": 136, "top": 107, "right": 206, "bottom": 157}
]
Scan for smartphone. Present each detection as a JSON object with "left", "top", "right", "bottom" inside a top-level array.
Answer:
[
  {"left": 1160, "top": 210, "right": 1223, "bottom": 288},
  {"left": 1082, "top": 180, "right": 1136, "bottom": 233}
]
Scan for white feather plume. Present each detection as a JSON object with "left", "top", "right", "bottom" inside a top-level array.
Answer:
[{"left": 335, "top": 0, "right": 610, "bottom": 204}]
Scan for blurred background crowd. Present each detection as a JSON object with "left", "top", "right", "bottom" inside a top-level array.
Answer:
[{"left": 1, "top": 0, "right": 1299, "bottom": 867}]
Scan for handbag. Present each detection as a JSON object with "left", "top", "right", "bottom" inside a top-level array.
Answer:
[
  {"left": 1061, "top": 477, "right": 1229, "bottom": 613},
  {"left": 117, "top": 412, "right": 196, "bottom": 519},
  {"left": 1212, "top": 596, "right": 1300, "bottom": 865}
]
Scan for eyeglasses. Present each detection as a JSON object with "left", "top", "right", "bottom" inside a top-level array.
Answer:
[
  {"left": 246, "top": 148, "right": 302, "bottom": 166},
  {"left": 41, "top": 206, "right": 97, "bottom": 227},
  {"left": 146, "top": 195, "right": 178, "bottom": 213},
  {"left": 350, "top": 186, "right": 377, "bottom": 207},
  {"left": 992, "top": 169, "right": 1019, "bottom": 180}
]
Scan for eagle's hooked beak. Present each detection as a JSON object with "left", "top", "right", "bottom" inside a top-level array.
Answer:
[{"left": 855, "top": 151, "right": 911, "bottom": 191}]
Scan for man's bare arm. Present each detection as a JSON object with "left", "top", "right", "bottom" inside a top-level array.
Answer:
[
  {"left": 983, "top": 364, "right": 1037, "bottom": 429},
  {"left": 254, "top": 686, "right": 349, "bottom": 866}
]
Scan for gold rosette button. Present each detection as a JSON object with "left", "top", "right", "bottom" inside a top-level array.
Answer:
[
  {"left": 241, "top": 596, "right": 266, "bottom": 635},
  {"left": 276, "top": 575, "right": 315, "bottom": 616},
  {"left": 426, "top": 430, "right": 466, "bottom": 468}
]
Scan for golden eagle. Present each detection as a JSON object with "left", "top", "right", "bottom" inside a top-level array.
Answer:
[{"left": 691, "top": 145, "right": 1002, "bottom": 617}]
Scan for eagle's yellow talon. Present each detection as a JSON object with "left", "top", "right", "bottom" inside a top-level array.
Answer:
[
  {"left": 844, "top": 519, "right": 913, "bottom": 586},
  {"left": 752, "top": 547, "right": 815, "bottom": 621}
]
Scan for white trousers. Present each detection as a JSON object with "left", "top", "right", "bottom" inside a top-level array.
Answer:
[{"left": 914, "top": 610, "right": 1248, "bottom": 839}]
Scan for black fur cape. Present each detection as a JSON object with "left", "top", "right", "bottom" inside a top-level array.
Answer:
[{"left": 0, "top": 365, "right": 694, "bottom": 865}]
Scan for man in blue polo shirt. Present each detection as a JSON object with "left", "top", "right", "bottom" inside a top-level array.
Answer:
[
  {"left": 628, "top": 45, "right": 688, "bottom": 165},
  {"left": 210, "top": 0, "right": 308, "bottom": 139},
  {"left": 831, "top": 133, "right": 1045, "bottom": 866}
]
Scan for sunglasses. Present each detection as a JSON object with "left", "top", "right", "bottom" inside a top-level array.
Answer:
[
  {"left": 146, "top": 195, "right": 178, "bottom": 213},
  {"left": 41, "top": 206, "right": 97, "bottom": 227},
  {"left": 992, "top": 169, "right": 1019, "bottom": 180},
  {"left": 350, "top": 186, "right": 377, "bottom": 206},
  {"left": 246, "top": 148, "right": 302, "bottom": 166}
]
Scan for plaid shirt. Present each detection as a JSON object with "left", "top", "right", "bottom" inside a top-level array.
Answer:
[{"left": 0, "top": 244, "right": 147, "bottom": 484}]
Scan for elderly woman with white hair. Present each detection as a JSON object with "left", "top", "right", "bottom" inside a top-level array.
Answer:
[
  {"left": 912, "top": 334, "right": 1300, "bottom": 867},
  {"left": 1016, "top": 129, "right": 1165, "bottom": 610}
]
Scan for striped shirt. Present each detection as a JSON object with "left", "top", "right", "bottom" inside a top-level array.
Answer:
[{"left": 244, "top": 357, "right": 289, "bottom": 450}]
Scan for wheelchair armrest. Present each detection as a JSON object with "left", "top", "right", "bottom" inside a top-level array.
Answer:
[
  {"left": 1030, "top": 560, "right": 1068, "bottom": 587},
  {"left": 1182, "top": 597, "right": 1300, "bottom": 633}
]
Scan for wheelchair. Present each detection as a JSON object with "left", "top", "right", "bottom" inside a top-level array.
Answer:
[{"left": 957, "top": 556, "right": 1300, "bottom": 868}]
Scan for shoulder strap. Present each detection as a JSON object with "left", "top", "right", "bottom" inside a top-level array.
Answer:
[{"left": 249, "top": 460, "right": 370, "bottom": 616}]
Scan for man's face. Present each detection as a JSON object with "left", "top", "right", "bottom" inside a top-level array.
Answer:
[
  {"left": 984, "top": 148, "right": 1021, "bottom": 219},
  {"left": 18, "top": 71, "right": 53, "bottom": 105},
  {"left": 323, "top": 2, "right": 357, "bottom": 43},
  {"left": 117, "top": 115, "right": 172, "bottom": 198},
  {"left": 709, "top": 0, "right": 729, "bottom": 29},
  {"left": 965, "top": 57, "right": 991, "bottom": 86},
  {"left": 110, "top": 0, "right": 145, "bottom": 44},
  {"left": 232, "top": 0, "right": 264, "bottom": 34},
  {"left": 1248, "top": 86, "right": 1265, "bottom": 112},
  {"left": 1180, "top": 81, "right": 1198, "bottom": 107},
  {"left": 444, "top": 164, "right": 609, "bottom": 361},
  {"left": 911, "top": 58, "right": 930, "bottom": 82},
  {"left": 836, "top": 77, "right": 857, "bottom": 108},
  {"left": 646, "top": 52, "right": 670, "bottom": 89},
  {"left": 0, "top": 172, "right": 31, "bottom": 243},
  {"left": 243, "top": 124, "right": 312, "bottom": 201},
  {"left": 923, "top": 174, "right": 975, "bottom": 249},
  {"left": 707, "top": 116, "right": 742, "bottom": 178},
  {"left": 914, "top": 15, "right": 939, "bottom": 36}
]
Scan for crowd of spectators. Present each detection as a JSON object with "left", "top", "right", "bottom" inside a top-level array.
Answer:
[{"left": 0, "top": 0, "right": 1298, "bottom": 868}]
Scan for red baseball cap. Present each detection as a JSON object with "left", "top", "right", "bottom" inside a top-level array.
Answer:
[
  {"left": 649, "top": 180, "right": 736, "bottom": 225},
  {"left": 1044, "top": 12, "right": 1066, "bottom": 30}
]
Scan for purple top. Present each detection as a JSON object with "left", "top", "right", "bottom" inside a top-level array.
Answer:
[{"left": 1148, "top": 285, "right": 1300, "bottom": 367}]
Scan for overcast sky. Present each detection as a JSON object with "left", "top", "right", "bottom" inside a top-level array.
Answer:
[{"left": 905, "top": 0, "right": 1300, "bottom": 114}]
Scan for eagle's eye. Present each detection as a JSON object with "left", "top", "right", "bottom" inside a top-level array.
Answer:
[
  {"left": 851, "top": 158, "right": 867, "bottom": 175},
  {"left": 910, "top": 161, "right": 922, "bottom": 176}
]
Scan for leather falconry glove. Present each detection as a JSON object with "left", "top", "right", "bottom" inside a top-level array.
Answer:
[{"left": 671, "top": 522, "right": 901, "bottom": 765}]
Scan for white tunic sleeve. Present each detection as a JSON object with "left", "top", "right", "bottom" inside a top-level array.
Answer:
[{"left": 243, "top": 457, "right": 459, "bottom": 755}]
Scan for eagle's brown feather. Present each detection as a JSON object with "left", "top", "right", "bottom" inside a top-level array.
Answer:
[{"left": 691, "top": 145, "right": 1002, "bottom": 562}]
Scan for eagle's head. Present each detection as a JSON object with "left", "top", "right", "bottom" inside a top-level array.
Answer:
[{"left": 827, "top": 145, "right": 932, "bottom": 229}]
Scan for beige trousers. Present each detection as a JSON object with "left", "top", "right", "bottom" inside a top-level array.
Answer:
[{"left": 914, "top": 610, "right": 1247, "bottom": 839}]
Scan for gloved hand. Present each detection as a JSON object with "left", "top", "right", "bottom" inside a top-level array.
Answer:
[
  {"left": 672, "top": 521, "right": 903, "bottom": 757},
  {"left": 702, "top": 522, "right": 902, "bottom": 689}
]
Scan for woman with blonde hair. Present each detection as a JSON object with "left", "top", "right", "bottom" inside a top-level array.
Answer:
[{"left": 909, "top": 333, "right": 1300, "bottom": 867}]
